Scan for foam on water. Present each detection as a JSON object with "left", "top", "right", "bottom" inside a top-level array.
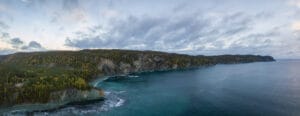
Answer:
[
  {"left": 100, "top": 90, "right": 126, "bottom": 111},
  {"left": 115, "top": 98, "right": 125, "bottom": 107},
  {"left": 128, "top": 75, "right": 139, "bottom": 78}
]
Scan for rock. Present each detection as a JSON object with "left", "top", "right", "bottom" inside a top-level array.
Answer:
[
  {"left": 172, "top": 64, "right": 178, "bottom": 69},
  {"left": 98, "top": 59, "right": 117, "bottom": 74},
  {"left": 14, "top": 83, "right": 24, "bottom": 88},
  {"left": 153, "top": 56, "right": 164, "bottom": 62}
]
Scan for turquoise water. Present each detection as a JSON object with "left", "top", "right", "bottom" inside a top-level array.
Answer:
[{"left": 35, "top": 60, "right": 300, "bottom": 116}]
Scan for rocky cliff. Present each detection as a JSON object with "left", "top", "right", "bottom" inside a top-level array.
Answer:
[{"left": 96, "top": 54, "right": 275, "bottom": 75}]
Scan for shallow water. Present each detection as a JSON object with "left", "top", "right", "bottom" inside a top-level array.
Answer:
[{"left": 7, "top": 60, "right": 300, "bottom": 116}]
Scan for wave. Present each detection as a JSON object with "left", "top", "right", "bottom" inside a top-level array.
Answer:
[
  {"left": 115, "top": 98, "right": 125, "bottom": 107},
  {"left": 128, "top": 75, "right": 140, "bottom": 78},
  {"left": 100, "top": 90, "right": 126, "bottom": 111}
]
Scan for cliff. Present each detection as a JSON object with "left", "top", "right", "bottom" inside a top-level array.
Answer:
[{"left": 0, "top": 49, "right": 275, "bottom": 110}]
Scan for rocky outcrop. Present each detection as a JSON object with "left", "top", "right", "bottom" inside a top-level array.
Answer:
[{"left": 0, "top": 88, "right": 104, "bottom": 113}]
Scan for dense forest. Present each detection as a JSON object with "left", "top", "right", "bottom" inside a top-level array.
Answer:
[{"left": 0, "top": 49, "right": 275, "bottom": 107}]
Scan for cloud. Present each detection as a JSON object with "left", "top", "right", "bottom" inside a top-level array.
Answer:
[
  {"left": 0, "top": 28, "right": 44, "bottom": 52},
  {"left": 0, "top": 49, "right": 14, "bottom": 55},
  {"left": 65, "top": 14, "right": 207, "bottom": 50},
  {"left": 0, "top": 23, "right": 11, "bottom": 48},
  {"left": 289, "top": 0, "right": 300, "bottom": 8},
  {"left": 62, "top": 0, "right": 79, "bottom": 11},
  {"left": 0, "top": 0, "right": 297, "bottom": 58},
  {"left": 28, "top": 41, "right": 42, "bottom": 48},
  {"left": 100, "top": 9, "right": 120, "bottom": 19},
  {"left": 0, "top": 36, "right": 44, "bottom": 54},
  {"left": 0, "top": 32, "right": 9, "bottom": 41},
  {"left": 20, "top": 0, "right": 31, "bottom": 3},
  {"left": 10, "top": 37, "right": 24, "bottom": 48},
  {"left": 50, "top": 0, "right": 88, "bottom": 24},
  {"left": 21, "top": 41, "right": 44, "bottom": 50},
  {"left": 0, "top": 3, "right": 8, "bottom": 12},
  {"left": 65, "top": 12, "right": 272, "bottom": 55},
  {"left": 0, "top": 2, "right": 45, "bottom": 54},
  {"left": 292, "top": 21, "right": 300, "bottom": 31},
  {"left": 0, "top": 21, "right": 9, "bottom": 30}
]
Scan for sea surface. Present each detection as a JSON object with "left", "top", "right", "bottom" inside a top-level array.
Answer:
[{"left": 8, "top": 60, "right": 300, "bottom": 116}]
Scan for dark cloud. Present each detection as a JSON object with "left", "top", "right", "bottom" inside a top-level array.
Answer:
[
  {"left": 0, "top": 32, "right": 10, "bottom": 39},
  {"left": 21, "top": 41, "right": 43, "bottom": 50},
  {"left": 28, "top": 41, "right": 42, "bottom": 48},
  {"left": 10, "top": 37, "right": 24, "bottom": 48}
]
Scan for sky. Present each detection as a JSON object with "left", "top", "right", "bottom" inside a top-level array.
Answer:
[{"left": 0, "top": 0, "right": 300, "bottom": 59}]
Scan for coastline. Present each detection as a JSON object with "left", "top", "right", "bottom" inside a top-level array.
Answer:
[{"left": 0, "top": 49, "right": 275, "bottom": 114}]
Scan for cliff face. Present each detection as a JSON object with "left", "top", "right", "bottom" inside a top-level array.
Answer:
[
  {"left": 97, "top": 55, "right": 194, "bottom": 75},
  {"left": 92, "top": 52, "right": 275, "bottom": 76},
  {"left": 0, "top": 49, "right": 275, "bottom": 109}
]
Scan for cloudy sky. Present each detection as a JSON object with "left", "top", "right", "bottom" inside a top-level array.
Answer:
[{"left": 0, "top": 0, "right": 300, "bottom": 59}]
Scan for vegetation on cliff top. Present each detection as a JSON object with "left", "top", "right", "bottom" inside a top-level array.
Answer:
[{"left": 0, "top": 49, "right": 275, "bottom": 107}]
